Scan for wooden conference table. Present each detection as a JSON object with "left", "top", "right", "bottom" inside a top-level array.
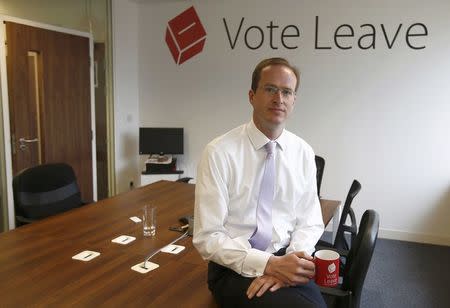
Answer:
[{"left": 0, "top": 180, "right": 340, "bottom": 307}]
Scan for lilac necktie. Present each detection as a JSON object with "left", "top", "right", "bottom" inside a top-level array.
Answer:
[{"left": 249, "top": 141, "right": 276, "bottom": 251}]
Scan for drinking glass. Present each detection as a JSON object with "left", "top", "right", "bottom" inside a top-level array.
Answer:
[{"left": 143, "top": 205, "right": 156, "bottom": 237}]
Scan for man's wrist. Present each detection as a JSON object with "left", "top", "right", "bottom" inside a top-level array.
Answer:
[{"left": 264, "top": 255, "right": 277, "bottom": 276}]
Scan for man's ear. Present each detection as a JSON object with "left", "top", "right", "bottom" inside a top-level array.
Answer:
[{"left": 248, "top": 89, "right": 254, "bottom": 104}]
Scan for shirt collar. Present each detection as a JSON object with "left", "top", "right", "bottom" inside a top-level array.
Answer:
[{"left": 246, "top": 119, "right": 286, "bottom": 151}]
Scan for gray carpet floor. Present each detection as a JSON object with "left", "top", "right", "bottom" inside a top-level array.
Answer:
[{"left": 320, "top": 233, "right": 450, "bottom": 308}]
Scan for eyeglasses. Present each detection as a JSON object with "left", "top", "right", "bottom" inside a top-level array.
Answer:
[{"left": 261, "top": 85, "right": 296, "bottom": 99}]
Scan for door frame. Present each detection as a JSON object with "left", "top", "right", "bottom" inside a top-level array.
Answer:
[{"left": 0, "top": 15, "right": 98, "bottom": 230}]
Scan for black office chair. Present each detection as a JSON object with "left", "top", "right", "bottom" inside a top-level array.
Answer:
[
  {"left": 315, "top": 155, "right": 325, "bottom": 197},
  {"left": 317, "top": 179, "right": 361, "bottom": 251},
  {"left": 13, "top": 163, "right": 85, "bottom": 226},
  {"left": 176, "top": 177, "right": 193, "bottom": 183},
  {"left": 320, "top": 209, "right": 380, "bottom": 308}
]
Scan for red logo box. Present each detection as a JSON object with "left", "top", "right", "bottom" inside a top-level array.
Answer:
[{"left": 165, "top": 6, "right": 207, "bottom": 65}]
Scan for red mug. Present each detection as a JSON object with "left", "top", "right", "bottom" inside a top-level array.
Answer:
[{"left": 314, "top": 249, "right": 340, "bottom": 287}]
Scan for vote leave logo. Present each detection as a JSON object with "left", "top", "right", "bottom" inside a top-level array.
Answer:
[
  {"left": 328, "top": 263, "right": 336, "bottom": 273},
  {"left": 165, "top": 6, "right": 207, "bottom": 65}
]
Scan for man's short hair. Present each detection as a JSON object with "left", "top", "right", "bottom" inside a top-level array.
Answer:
[{"left": 251, "top": 57, "right": 300, "bottom": 92}]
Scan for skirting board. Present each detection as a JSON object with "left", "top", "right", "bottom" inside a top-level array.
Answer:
[{"left": 379, "top": 228, "right": 450, "bottom": 247}]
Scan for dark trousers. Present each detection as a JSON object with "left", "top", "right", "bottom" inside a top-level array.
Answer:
[{"left": 207, "top": 249, "right": 327, "bottom": 308}]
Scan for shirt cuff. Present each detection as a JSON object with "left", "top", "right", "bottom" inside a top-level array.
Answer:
[{"left": 241, "top": 248, "right": 272, "bottom": 277}]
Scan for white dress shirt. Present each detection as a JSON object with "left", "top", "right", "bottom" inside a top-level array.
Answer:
[{"left": 193, "top": 120, "right": 324, "bottom": 277}]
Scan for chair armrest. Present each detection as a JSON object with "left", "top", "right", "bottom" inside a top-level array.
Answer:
[
  {"left": 342, "top": 225, "right": 357, "bottom": 234},
  {"left": 319, "top": 286, "right": 351, "bottom": 298},
  {"left": 338, "top": 249, "right": 349, "bottom": 257},
  {"left": 315, "top": 241, "right": 333, "bottom": 249}
]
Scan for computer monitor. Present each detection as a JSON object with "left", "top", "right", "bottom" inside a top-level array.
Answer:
[{"left": 139, "top": 127, "right": 184, "bottom": 155}]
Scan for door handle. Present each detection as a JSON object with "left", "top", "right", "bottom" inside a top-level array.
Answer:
[{"left": 19, "top": 137, "right": 39, "bottom": 150}]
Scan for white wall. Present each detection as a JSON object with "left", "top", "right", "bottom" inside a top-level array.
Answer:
[
  {"left": 0, "top": 0, "right": 108, "bottom": 41},
  {"left": 112, "top": 0, "right": 140, "bottom": 193},
  {"left": 113, "top": 0, "right": 450, "bottom": 245}
]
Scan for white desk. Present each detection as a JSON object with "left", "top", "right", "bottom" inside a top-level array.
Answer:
[
  {"left": 320, "top": 198, "right": 342, "bottom": 243},
  {"left": 140, "top": 173, "right": 181, "bottom": 186},
  {"left": 332, "top": 206, "right": 341, "bottom": 243}
]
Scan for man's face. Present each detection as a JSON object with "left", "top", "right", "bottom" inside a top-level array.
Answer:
[{"left": 249, "top": 65, "right": 297, "bottom": 132}]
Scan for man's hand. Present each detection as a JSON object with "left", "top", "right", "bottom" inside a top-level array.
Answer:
[
  {"left": 264, "top": 251, "right": 315, "bottom": 286},
  {"left": 246, "top": 275, "right": 286, "bottom": 299}
]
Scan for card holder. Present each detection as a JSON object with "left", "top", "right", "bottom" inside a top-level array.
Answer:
[
  {"left": 161, "top": 244, "right": 185, "bottom": 254},
  {"left": 131, "top": 261, "right": 159, "bottom": 274},
  {"left": 130, "top": 216, "right": 142, "bottom": 223},
  {"left": 72, "top": 250, "right": 100, "bottom": 261},
  {"left": 111, "top": 235, "right": 136, "bottom": 245}
]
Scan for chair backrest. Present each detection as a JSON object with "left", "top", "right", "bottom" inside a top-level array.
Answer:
[
  {"left": 315, "top": 155, "right": 325, "bottom": 197},
  {"left": 333, "top": 179, "right": 361, "bottom": 250},
  {"left": 13, "top": 163, "right": 83, "bottom": 224},
  {"left": 341, "top": 209, "right": 379, "bottom": 308}
]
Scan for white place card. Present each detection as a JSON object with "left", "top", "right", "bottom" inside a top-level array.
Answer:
[
  {"left": 72, "top": 250, "right": 100, "bottom": 261},
  {"left": 111, "top": 235, "right": 136, "bottom": 245},
  {"left": 131, "top": 261, "right": 159, "bottom": 274},
  {"left": 130, "top": 216, "right": 142, "bottom": 223},
  {"left": 161, "top": 244, "right": 185, "bottom": 254}
]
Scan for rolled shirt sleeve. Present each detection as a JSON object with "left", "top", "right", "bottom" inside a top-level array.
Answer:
[{"left": 193, "top": 143, "right": 272, "bottom": 277}]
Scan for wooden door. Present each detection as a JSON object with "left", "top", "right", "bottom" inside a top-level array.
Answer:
[
  {"left": 6, "top": 22, "right": 93, "bottom": 201},
  {"left": 94, "top": 43, "right": 108, "bottom": 200}
]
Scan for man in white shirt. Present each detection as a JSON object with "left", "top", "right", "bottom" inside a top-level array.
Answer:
[{"left": 193, "top": 57, "right": 326, "bottom": 307}]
